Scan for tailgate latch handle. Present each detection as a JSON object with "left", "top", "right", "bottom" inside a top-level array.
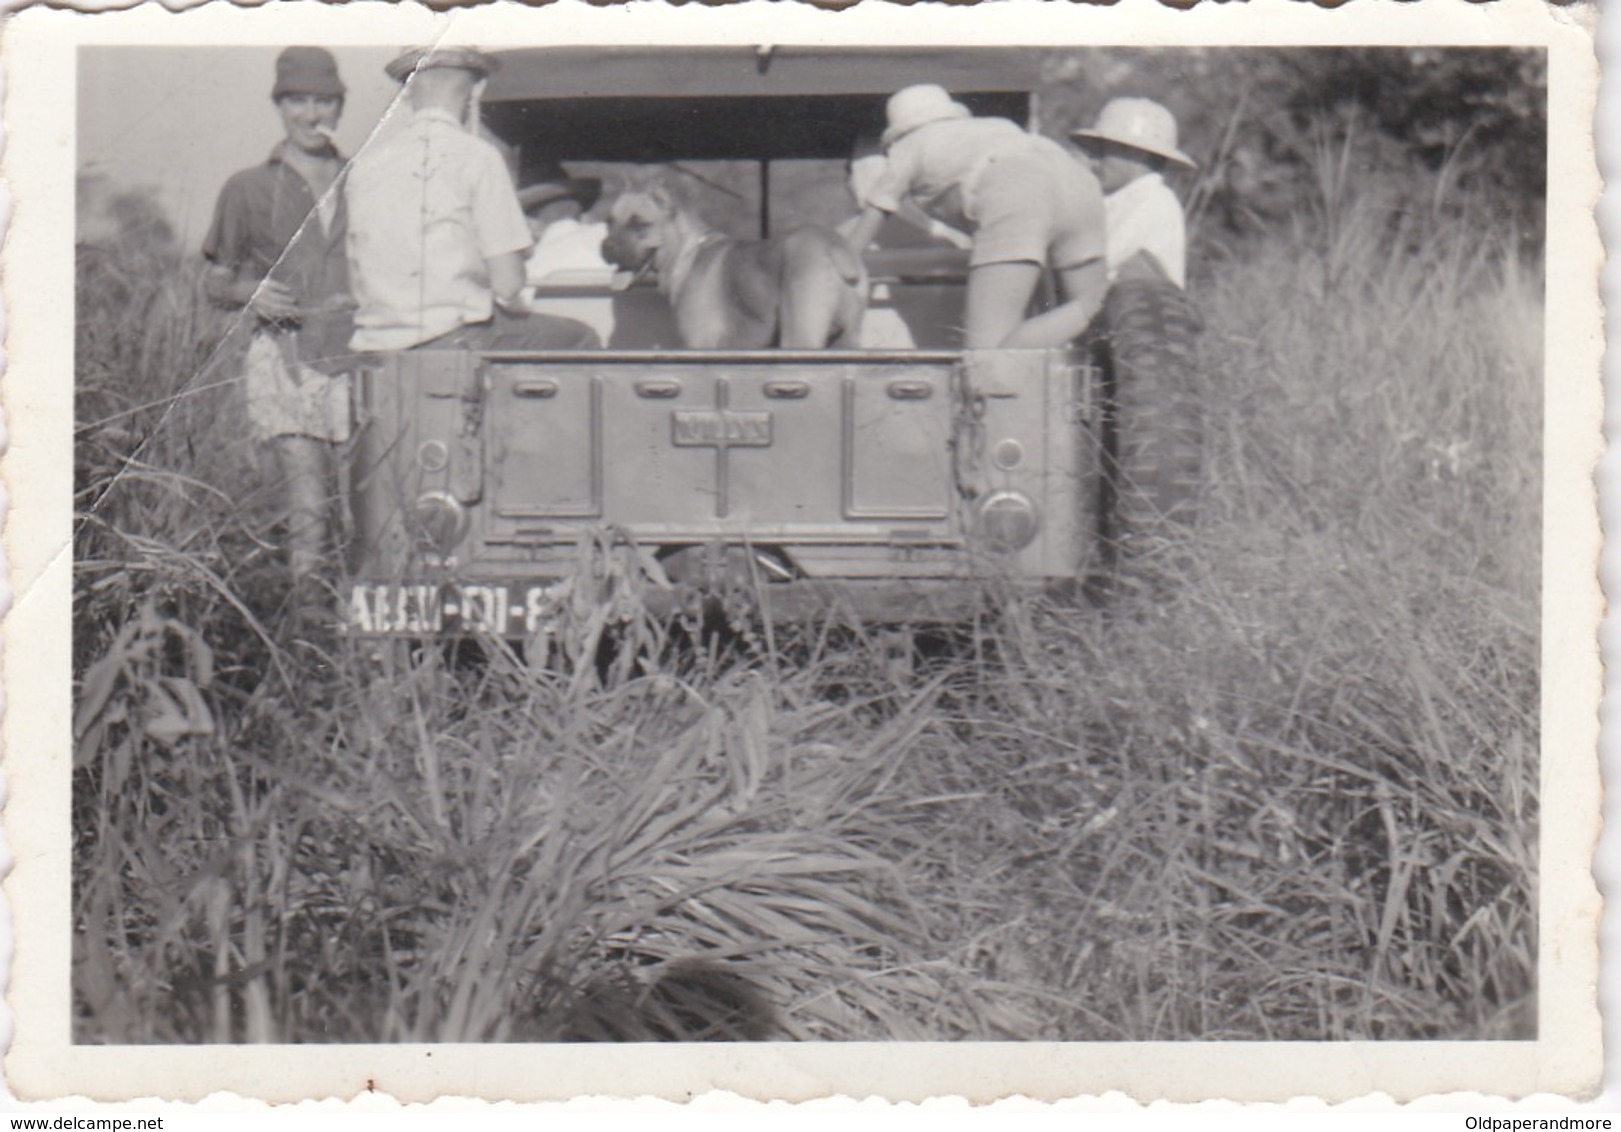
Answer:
[
  {"left": 635, "top": 379, "right": 682, "bottom": 399},
  {"left": 887, "top": 379, "right": 934, "bottom": 401},
  {"left": 513, "top": 379, "right": 559, "bottom": 399},
  {"left": 764, "top": 380, "right": 809, "bottom": 400}
]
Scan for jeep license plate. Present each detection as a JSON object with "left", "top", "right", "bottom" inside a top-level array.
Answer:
[{"left": 347, "top": 582, "right": 567, "bottom": 636}]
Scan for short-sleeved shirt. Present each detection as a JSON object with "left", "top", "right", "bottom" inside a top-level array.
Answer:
[
  {"left": 345, "top": 107, "right": 535, "bottom": 351},
  {"left": 868, "top": 116, "right": 1033, "bottom": 234},
  {"left": 202, "top": 142, "right": 352, "bottom": 361},
  {"left": 871, "top": 117, "right": 1105, "bottom": 271},
  {"left": 1104, "top": 172, "right": 1187, "bottom": 288},
  {"left": 523, "top": 217, "right": 612, "bottom": 284}
]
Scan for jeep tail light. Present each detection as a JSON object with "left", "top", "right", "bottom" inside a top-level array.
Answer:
[
  {"left": 412, "top": 491, "right": 470, "bottom": 555},
  {"left": 977, "top": 490, "right": 1040, "bottom": 552}
]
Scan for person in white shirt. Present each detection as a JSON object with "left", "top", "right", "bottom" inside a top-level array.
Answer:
[
  {"left": 1070, "top": 98, "right": 1196, "bottom": 289},
  {"left": 513, "top": 162, "right": 621, "bottom": 343},
  {"left": 844, "top": 84, "right": 1109, "bottom": 349},
  {"left": 345, "top": 47, "right": 598, "bottom": 352},
  {"left": 841, "top": 135, "right": 970, "bottom": 349},
  {"left": 518, "top": 162, "right": 611, "bottom": 282}
]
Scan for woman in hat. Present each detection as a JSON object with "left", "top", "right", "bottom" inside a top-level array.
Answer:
[
  {"left": 202, "top": 46, "right": 354, "bottom": 624},
  {"left": 1070, "top": 97, "right": 1197, "bottom": 289},
  {"left": 844, "top": 83, "right": 1109, "bottom": 349}
]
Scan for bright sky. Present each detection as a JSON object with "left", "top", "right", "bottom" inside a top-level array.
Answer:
[{"left": 78, "top": 46, "right": 404, "bottom": 251}]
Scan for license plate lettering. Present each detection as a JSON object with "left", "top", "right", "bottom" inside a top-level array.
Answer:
[
  {"left": 524, "top": 585, "right": 556, "bottom": 635},
  {"left": 349, "top": 584, "right": 443, "bottom": 634},
  {"left": 456, "top": 585, "right": 508, "bottom": 633},
  {"left": 349, "top": 582, "right": 561, "bottom": 635},
  {"left": 348, "top": 585, "right": 375, "bottom": 634}
]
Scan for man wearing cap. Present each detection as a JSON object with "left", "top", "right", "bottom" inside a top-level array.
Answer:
[
  {"left": 844, "top": 83, "right": 1109, "bottom": 350},
  {"left": 203, "top": 46, "right": 354, "bottom": 612},
  {"left": 518, "top": 162, "right": 610, "bottom": 283},
  {"left": 1071, "top": 97, "right": 1196, "bottom": 289},
  {"left": 514, "top": 162, "right": 619, "bottom": 343},
  {"left": 344, "top": 47, "right": 599, "bottom": 353}
]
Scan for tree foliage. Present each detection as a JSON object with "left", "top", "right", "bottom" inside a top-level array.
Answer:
[{"left": 1040, "top": 47, "right": 1546, "bottom": 251}]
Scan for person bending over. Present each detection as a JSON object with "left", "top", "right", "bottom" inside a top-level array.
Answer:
[{"left": 843, "top": 84, "right": 1108, "bottom": 349}]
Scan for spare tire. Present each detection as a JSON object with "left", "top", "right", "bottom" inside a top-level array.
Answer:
[{"left": 1092, "top": 277, "right": 1204, "bottom": 593}]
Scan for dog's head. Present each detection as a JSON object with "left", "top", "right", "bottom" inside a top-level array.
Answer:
[{"left": 600, "top": 182, "right": 680, "bottom": 274}]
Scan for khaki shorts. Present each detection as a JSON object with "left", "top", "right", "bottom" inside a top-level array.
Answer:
[
  {"left": 966, "top": 138, "right": 1106, "bottom": 272},
  {"left": 243, "top": 332, "right": 352, "bottom": 444}
]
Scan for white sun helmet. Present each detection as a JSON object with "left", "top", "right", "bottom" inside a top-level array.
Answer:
[{"left": 1071, "top": 97, "right": 1196, "bottom": 168}]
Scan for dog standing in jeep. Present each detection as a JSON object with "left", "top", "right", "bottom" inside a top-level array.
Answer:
[{"left": 602, "top": 175, "right": 869, "bottom": 350}]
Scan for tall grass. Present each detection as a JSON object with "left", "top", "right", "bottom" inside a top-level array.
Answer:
[{"left": 71, "top": 141, "right": 1540, "bottom": 1042}]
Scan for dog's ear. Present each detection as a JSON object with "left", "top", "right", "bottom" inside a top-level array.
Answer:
[
  {"left": 626, "top": 166, "right": 668, "bottom": 193},
  {"left": 646, "top": 183, "right": 675, "bottom": 212}
]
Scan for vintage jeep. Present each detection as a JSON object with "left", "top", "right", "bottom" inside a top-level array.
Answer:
[{"left": 342, "top": 48, "right": 1201, "bottom": 637}]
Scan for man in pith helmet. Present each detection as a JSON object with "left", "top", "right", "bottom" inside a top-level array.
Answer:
[
  {"left": 1070, "top": 97, "right": 1197, "bottom": 289},
  {"left": 844, "top": 83, "right": 1110, "bottom": 349}
]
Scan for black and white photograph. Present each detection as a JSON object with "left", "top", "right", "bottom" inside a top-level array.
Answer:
[{"left": 4, "top": 0, "right": 1603, "bottom": 1106}]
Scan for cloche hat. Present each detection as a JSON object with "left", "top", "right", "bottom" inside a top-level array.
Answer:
[
  {"left": 1070, "top": 97, "right": 1196, "bottom": 168},
  {"left": 272, "top": 46, "right": 345, "bottom": 100},
  {"left": 881, "top": 84, "right": 971, "bottom": 147}
]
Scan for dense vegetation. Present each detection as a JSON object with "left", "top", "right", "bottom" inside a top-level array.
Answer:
[{"left": 70, "top": 53, "right": 1541, "bottom": 1042}]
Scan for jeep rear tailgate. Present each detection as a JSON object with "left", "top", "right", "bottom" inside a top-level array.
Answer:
[{"left": 480, "top": 351, "right": 960, "bottom": 549}]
